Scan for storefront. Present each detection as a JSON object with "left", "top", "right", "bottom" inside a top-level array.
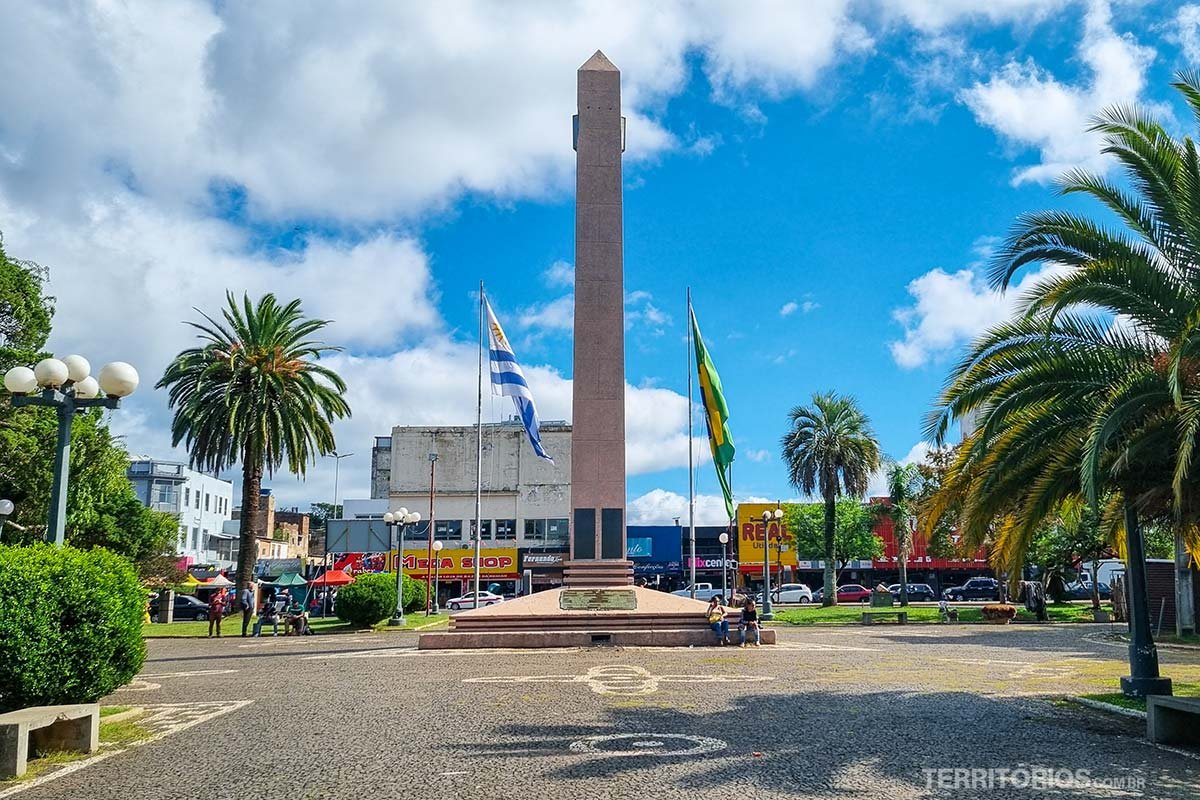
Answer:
[
  {"left": 521, "top": 550, "right": 567, "bottom": 591},
  {"left": 392, "top": 547, "right": 520, "bottom": 601},
  {"left": 736, "top": 503, "right": 796, "bottom": 591},
  {"left": 626, "top": 526, "right": 685, "bottom": 591}
]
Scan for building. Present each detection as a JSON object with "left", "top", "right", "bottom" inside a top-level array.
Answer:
[
  {"left": 127, "top": 457, "right": 234, "bottom": 570},
  {"left": 370, "top": 436, "right": 391, "bottom": 499},
  {"left": 227, "top": 489, "right": 311, "bottom": 564}
]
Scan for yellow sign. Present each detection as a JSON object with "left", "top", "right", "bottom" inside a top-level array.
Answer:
[
  {"left": 388, "top": 547, "right": 518, "bottom": 579},
  {"left": 736, "top": 503, "right": 797, "bottom": 575}
]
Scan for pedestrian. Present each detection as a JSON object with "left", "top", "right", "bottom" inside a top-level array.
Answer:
[
  {"left": 252, "top": 599, "right": 280, "bottom": 637},
  {"left": 239, "top": 583, "right": 255, "bottom": 637},
  {"left": 739, "top": 596, "right": 761, "bottom": 648},
  {"left": 208, "top": 588, "right": 228, "bottom": 638},
  {"left": 706, "top": 596, "right": 730, "bottom": 646}
]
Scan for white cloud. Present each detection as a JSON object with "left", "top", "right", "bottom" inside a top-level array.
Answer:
[
  {"left": 780, "top": 301, "right": 799, "bottom": 317},
  {"left": 745, "top": 448, "right": 772, "bottom": 463},
  {"left": 518, "top": 295, "right": 575, "bottom": 332},
  {"left": 880, "top": 0, "right": 1073, "bottom": 32},
  {"left": 889, "top": 261, "right": 1066, "bottom": 368},
  {"left": 959, "top": 0, "right": 1156, "bottom": 185},
  {"left": 801, "top": 300, "right": 820, "bottom": 313},
  {"left": 542, "top": 260, "right": 574, "bottom": 288},
  {"left": 627, "top": 489, "right": 733, "bottom": 526},
  {"left": 1169, "top": 5, "right": 1200, "bottom": 65}
]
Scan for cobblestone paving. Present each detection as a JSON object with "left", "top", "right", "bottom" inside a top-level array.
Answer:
[{"left": 18, "top": 625, "right": 1200, "bottom": 799}]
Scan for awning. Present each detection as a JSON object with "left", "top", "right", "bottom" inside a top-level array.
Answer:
[
  {"left": 270, "top": 571, "right": 309, "bottom": 587},
  {"left": 204, "top": 574, "right": 235, "bottom": 587},
  {"left": 308, "top": 569, "right": 354, "bottom": 587}
]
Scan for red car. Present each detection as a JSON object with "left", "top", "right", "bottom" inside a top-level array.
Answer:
[{"left": 835, "top": 584, "right": 872, "bottom": 603}]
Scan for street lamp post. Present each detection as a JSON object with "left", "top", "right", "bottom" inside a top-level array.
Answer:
[
  {"left": 432, "top": 540, "right": 443, "bottom": 613},
  {"left": 760, "top": 505, "right": 784, "bottom": 620},
  {"left": 323, "top": 451, "right": 353, "bottom": 618},
  {"left": 4, "top": 357, "right": 138, "bottom": 546},
  {"left": 718, "top": 531, "right": 729, "bottom": 605},
  {"left": 384, "top": 508, "right": 421, "bottom": 626}
]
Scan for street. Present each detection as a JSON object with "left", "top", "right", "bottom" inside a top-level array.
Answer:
[{"left": 11, "top": 624, "right": 1200, "bottom": 799}]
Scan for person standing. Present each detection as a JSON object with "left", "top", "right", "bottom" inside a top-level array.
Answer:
[
  {"left": 208, "top": 588, "right": 228, "bottom": 638},
  {"left": 239, "top": 584, "right": 255, "bottom": 637}
]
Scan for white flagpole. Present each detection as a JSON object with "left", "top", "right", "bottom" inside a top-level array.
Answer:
[
  {"left": 687, "top": 287, "right": 696, "bottom": 598},
  {"left": 473, "top": 282, "right": 484, "bottom": 609}
]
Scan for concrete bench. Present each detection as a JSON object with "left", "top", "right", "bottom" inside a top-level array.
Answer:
[
  {"left": 1147, "top": 696, "right": 1200, "bottom": 748},
  {"left": 0, "top": 703, "right": 98, "bottom": 778},
  {"left": 861, "top": 611, "right": 908, "bottom": 625}
]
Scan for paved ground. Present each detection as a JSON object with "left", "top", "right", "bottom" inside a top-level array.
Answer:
[{"left": 12, "top": 624, "right": 1200, "bottom": 799}]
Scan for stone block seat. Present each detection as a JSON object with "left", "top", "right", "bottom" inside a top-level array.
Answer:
[
  {"left": 418, "top": 586, "right": 776, "bottom": 649},
  {"left": 1147, "top": 695, "right": 1200, "bottom": 748},
  {"left": 0, "top": 703, "right": 99, "bottom": 778}
]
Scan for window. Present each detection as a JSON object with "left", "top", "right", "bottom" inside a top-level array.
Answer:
[
  {"left": 435, "top": 520, "right": 464, "bottom": 540},
  {"left": 477, "top": 519, "right": 492, "bottom": 540},
  {"left": 494, "top": 519, "right": 516, "bottom": 540},
  {"left": 184, "top": 487, "right": 190, "bottom": 507},
  {"left": 547, "top": 518, "right": 569, "bottom": 542},
  {"left": 524, "top": 519, "right": 546, "bottom": 541},
  {"left": 191, "top": 527, "right": 200, "bottom": 550},
  {"left": 205, "top": 493, "right": 210, "bottom": 512},
  {"left": 195, "top": 491, "right": 200, "bottom": 509},
  {"left": 129, "top": 462, "right": 150, "bottom": 473},
  {"left": 152, "top": 482, "right": 177, "bottom": 507}
]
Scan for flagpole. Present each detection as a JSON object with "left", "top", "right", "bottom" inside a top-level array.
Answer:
[
  {"left": 473, "top": 282, "right": 484, "bottom": 609},
  {"left": 687, "top": 287, "right": 696, "bottom": 598}
]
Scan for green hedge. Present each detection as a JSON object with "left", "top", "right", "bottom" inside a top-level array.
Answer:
[
  {"left": 336, "top": 572, "right": 397, "bottom": 627},
  {"left": 0, "top": 544, "right": 146, "bottom": 712},
  {"left": 402, "top": 574, "right": 427, "bottom": 613}
]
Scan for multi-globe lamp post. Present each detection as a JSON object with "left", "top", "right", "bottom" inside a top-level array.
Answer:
[
  {"left": 760, "top": 505, "right": 784, "bottom": 620},
  {"left": 3, "top": 356, "right": 138, "bottom": 546},
  {"left": 431, "top": 540, "right": 444, "bottom": 613},
  {"left": 718, "top": 531, "right": 729, "bottom": 605},
  {"left": 384, "top": 508, "right": 422, "bottom": 626}
]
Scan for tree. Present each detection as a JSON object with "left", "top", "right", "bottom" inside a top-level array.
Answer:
[
  {"left": 886, "top": 462, "right": 922, "bottom": 606},
  {"left": 916, "top": 447, "right": 959, "bottom": 560},
  {"left": 924, "top": 75, "right": 1200, "bottom": 695},
  {"left": 158, "top": 293, "right": 350, "bottom": 593},
  {"left": 1028, "top": 498, "right": 1109, "bottom": 607},
  {"left": 780, "top": 393, "right": 881, "bottom": 606},
  {"left": 785, "top": 499, "right": 883, "bottom": 582},
  {"left": 0, "top": 235, "right": 53, "bottom": 374}
]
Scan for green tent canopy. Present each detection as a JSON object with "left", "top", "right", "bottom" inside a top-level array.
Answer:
[{"left": 270, "top": 572, "right": 309, "bottom": 587}]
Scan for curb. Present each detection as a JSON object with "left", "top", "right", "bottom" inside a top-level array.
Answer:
[{"left": 1069, "top": 696, "right": 1146, "bottom": 719}]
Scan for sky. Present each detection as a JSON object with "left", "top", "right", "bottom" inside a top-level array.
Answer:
[{"left": 1, "top": 0, "right": 1197, "bottom": 524}]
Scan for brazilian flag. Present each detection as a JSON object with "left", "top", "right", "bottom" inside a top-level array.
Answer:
[{"left": 690, "top": 304, "right": 735, "bottom": 519}]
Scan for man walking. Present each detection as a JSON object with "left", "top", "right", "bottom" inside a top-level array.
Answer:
[{"left": 240, "top": 583, "right": 255, "bottom": 637}]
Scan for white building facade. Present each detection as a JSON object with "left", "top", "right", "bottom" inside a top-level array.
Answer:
[{"left": 127, "top": 458, "right": 235, "bottom": 569}]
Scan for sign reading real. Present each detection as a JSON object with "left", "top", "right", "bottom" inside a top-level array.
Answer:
[{"left": 736, "top": 503, "right": 798, "bottom": 574}]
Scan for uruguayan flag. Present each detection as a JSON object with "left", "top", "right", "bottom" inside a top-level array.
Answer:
[{"left": 485, "top": 298, "right": 553, "bottom": 462}]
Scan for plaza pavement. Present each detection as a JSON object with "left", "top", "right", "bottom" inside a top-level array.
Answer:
[{"left": 10, "top": 624, "right": 1200, "bottom": 799}]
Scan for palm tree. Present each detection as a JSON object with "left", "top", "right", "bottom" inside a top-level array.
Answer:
[
  {"left": 924, "top": 73, "right": 1200, "bottom": 694},
  {"left": 158, "top": 293, "right": 350, "bottom": 592},
  {"left": 781, "top": 392, "right": 881, "bottom": 606},
  {"left": 886, "top": 462, "right": 922, "bottom": 607}
]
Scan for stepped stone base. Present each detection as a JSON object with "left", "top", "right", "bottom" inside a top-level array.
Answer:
[
  {"left": 563, "top": 559, "right": 633, "bottom": 587},
  {"left": 417, "top": 585, "right": 775, "bottom": 649}
]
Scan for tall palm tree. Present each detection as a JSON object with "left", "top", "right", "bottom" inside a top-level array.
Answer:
[
  {"left": 158, "top": 293, "right": 350, "bottom": 592},
  {"left": 781, "top": 392, "right": 881, "bottom": 606},
  {"left": 886, "top": 462, "right": 922, "bottom": 607},
  {"left": 925, "top": 73, "right": 1200, "bottom": 695}
]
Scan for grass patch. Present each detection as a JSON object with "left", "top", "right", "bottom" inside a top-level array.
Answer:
[
  {"left": 0, "top": 716, "right": 151, "bottom": 786},
  {"left": 769, "top": 602, "right": 1113, "bottom": 626},
  {"left": 1081, "top": 681, "right": 1200, "bottom": 713},
  {"left": 142, "top": 612, "right": 450, "bottom": 638}
]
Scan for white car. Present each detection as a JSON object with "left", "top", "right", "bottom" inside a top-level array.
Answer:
[
  {"left": 446, "top": 591, "right": 504, "bottom": 611},
  {"left": 774, "top": 583, "right": 813, "bottom": 604}
]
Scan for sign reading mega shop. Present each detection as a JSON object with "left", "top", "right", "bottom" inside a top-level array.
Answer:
[
  {"left": 736, "top": 503, "right": 798, "bottom": 574},
  {"left": 386, "top": 548, "right": 519, "bottom": 579}
]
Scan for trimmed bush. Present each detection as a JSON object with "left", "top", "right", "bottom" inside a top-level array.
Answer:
[
  {"left": 336, "top": 572, "right": 397, "bottom": 627},
  {"left": 0, "top": 544, "right": 146, "bottom": 712},
  {"left": 402, "top": 574, "right": 427, "bottom": 614}
]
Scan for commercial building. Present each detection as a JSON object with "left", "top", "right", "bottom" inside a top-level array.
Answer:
[{"left": 127, "top": 457, "right": 234, "bottom": 570}]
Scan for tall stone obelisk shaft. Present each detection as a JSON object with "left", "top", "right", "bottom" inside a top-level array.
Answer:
[{"left": 567, "top": 50, "right": 631, "bottom": 586}]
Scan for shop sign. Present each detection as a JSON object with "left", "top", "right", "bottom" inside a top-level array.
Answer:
[
  {"left": 633, "top": 560, "right": 683, "bottom": 575},
  {"left": 523, "top": 552, "right": 566, "bottom": 568},
  {"left": 685, "top": 557, "right": 733, "bottom": 570},
  {"left": 559, "top": 588, "right": 638, "bottom": 611},
  {"left": 626, "top": 537, "right": 653, "bottom": 558},
  {"left": 388, "top": 547, "right": 518, "bottom": 578},
  {"left": 736, "top": 503, "right": 799, "bottom": 573}
]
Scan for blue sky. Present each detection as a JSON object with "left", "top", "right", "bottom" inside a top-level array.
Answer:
[{"left": 1, "top": 0, "right": 1198, "bottom": 521}]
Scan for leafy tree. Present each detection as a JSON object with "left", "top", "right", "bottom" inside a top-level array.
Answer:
[
  {"left": 1028, "top": 498, "right": 1109, "bottom": 606},
  {"left": 886, "top": 462, "right": 922, "bottom": 605},
  {"left": 780, "top": 392, "right": 881, "bottom": 605},
  {"left": 308, "top": 502, "right": 342, "bottom": 532},
  {"left": 0, "top": 235, "right": 53, "bottom": 373},
  {"left": 785, "top": 499, "right": 883, "bottom": 583},
  {"left": 916, "top": 446, "right": 960, "bottom": 560},
  {"left": 158, "top": 293, "right": 350, "bottom": 593}
]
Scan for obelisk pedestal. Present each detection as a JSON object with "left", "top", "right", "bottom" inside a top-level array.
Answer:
[{"left": 564, "top": 50, "right": 632, "bottom": 587}]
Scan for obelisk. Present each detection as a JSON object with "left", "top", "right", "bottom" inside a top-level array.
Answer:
[{"left": 566, "top": 50, "right": 632, "bottom": 586}]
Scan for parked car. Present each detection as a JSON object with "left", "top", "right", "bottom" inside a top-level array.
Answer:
[
  {"left": 671, "top": 583, "right": 727, "bottom": 602},
  {"left": 446, "top": 591, "right": 504, "bottom": 611},
  {"left": 942, "top": 577, "right": 1001, "bottom": 602},
  {"left": 812, "top": 584, "right": 872, "bottom": 604},
  {"left": 888, "top": 583, "right": 938, "bottom": 602},
  {"left": 150, "top": 594, "right": 211, "bottom": 622},
  {"left": 1063, "top": 581, "right": 1112, "bottom": 601},
  {"left": 772, "top": 583, "right": 814, "bottom": 604}
]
